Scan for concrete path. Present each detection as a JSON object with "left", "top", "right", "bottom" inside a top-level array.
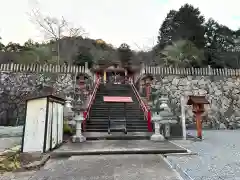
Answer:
[
  {"left": 51, "top": 140, "right": 187, "bottom": 157},
  {"left": 1, "top": 155, "right": 183, "bottom": 180}
]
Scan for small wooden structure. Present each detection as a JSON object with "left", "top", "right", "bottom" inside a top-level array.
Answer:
[
  {"left": 21, "top": 95, "right": 65, "bottom": 153},
  {"left": 187, "top": 95, "right": 209, "bottom": 139}
]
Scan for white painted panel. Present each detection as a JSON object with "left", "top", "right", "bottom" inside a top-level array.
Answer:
[
  {"left": 57, "top": 104, "right": 64, "bottom": 144},
  {"left": 51, "top": 102, "right": 58, "bottom": 149},
  {"left": 23, "top": 98, "right": 47, "bottom": 153},
  {"left": 45, "top": 102, "right": 53, "bottom": 152}
]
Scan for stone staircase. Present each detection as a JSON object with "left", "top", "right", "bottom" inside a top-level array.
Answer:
[{"left": 85, "top": 83, "right": 149, "bottom": 133}]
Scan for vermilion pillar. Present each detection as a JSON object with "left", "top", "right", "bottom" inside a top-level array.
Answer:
[{"left": 195, "top": 111, "right": 202, "bottom": 139}]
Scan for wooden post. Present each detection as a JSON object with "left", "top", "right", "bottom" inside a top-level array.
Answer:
[
  {"left": 196, "top": 111, "right": 202, "bottom": 139},
  {"left": 187, "top": 96, "right": 209, "bottom": 140}
]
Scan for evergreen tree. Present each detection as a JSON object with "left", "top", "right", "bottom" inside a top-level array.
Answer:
[
  {"left": 73, "top": 46, "right": 93, "bottom": 68},
  {"left": 117, "top": 43, "right": 133, "bottom": 67},
  {"left": 157, "top": 10, "right": 177, "bottom": 48},
  {"left": 204, "top": 18, "right": 235, "bottom": 67},
  {"left": 172, "top": 4, "right": 205, "bottom": 49}
]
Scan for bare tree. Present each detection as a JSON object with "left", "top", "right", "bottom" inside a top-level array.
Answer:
[
  {"left": 133, "top": 36, "right": 161, "bottom": 65},
  {"left": 28, "top": 2, "right": 87, "bottom": 65},
  {"left": 133, "top": 36, "right": 158, "bottom": 52}
]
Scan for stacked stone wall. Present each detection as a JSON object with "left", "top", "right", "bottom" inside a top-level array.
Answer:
[{"left": 152, "top": 75, "right": 240, "bottom": 128}]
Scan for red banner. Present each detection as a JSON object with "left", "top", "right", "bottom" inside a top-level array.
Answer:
[{"left": 103, "top": 96, "right": 133, "bottom": 102}]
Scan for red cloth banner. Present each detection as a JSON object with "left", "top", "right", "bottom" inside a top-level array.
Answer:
[{"left": 103, "top": 96, "right": 133, "bottom": 102}]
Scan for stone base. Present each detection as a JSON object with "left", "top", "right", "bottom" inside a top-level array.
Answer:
[
  {"left": 150, "top": 134, "right": 165, "bottom": 141},
  {"left": 71, "top": 135, "right": 86, "bottom": 143}
]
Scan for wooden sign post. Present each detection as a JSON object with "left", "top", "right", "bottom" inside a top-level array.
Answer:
[{"left": 187, "top": 96, "right": 209, "bottom": 139}]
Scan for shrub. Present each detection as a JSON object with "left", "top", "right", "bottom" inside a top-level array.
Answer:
[{"left": 63, "top": 122, "right": 73, "bottom": 135}]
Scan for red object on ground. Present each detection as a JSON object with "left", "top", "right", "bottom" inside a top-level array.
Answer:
[
  {"left": 103, "top": 96, "right": 133, "bottom": 102},
  {"left": 196, "top": 112, "right": 202, "bottom": 139}
]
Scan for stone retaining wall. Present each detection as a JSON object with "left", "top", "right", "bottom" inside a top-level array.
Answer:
[
  {"left": 0, "top": 72, "right": 92, "bottom": 126},
  {"left": 153, "top": 75, "right": 240, "bottom": 128}
]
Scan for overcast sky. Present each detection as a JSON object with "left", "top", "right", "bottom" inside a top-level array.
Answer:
[{"left": 0, "top": 0, "right": 239, "bottom": 50}]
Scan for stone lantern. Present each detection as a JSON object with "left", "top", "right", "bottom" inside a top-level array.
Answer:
[
  {"left": 64, "top": 96, "right": 74, "bottom": 118},
  {"left": 151, "top": 111, "right": 165, "bottom": 141},
  {"left": 71, "top": 108, "right": 86, "bottom": 143},
  {"left": 158, "top": 94, "right": 178, "bottom": 138},
  {"left": 65, "top": 96, "right": 73, "bottom": 108},
  {"left": 151, "top": 93, "right": 178, "bottom": 141}
]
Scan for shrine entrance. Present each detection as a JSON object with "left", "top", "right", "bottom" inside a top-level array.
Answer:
[
  {"left": 105, "top": 69, "right": 126, "bottom": 84},
  {"left": 93, "top": 65, "right": 127, "bottom": 84},
  {"left": 92, "top": 63, "right": 141, "bottom": 84}
]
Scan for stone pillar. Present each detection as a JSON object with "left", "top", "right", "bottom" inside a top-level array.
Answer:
[
  {"left": 164, "top": 124, "right": 170, "bottom": 137},
  {"left": 151, "top": 122, "right": 165, "bottom": 141},
  {"left": 150, "top": 112, "right": 165, "bottom": 141}
]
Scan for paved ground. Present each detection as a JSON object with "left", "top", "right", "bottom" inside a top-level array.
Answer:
[
  {"left": 0, "top": 137, "right": 21, "bottom": 152},
  {"left": 168, "top": 130, "right": 240, "bottom": 180},
  {"left": 1, "top": 154, "right": 182, "bottom": 180},
  {"left": 52, "top": 140, "right": 187, "bottom": 157}
]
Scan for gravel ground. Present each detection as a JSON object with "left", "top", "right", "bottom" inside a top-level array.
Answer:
[{"left": 168, "top": 130, "right": 240, "bottom": 180}]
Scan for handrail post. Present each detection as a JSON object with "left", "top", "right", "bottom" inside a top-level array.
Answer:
[
  {"left": 147, "top": 110, "right": 152, "bottom": 131},
  {"left": 124, "top": 102, "right": 127, "bottom": 134},
  {"left": 108, "top": 105, "right": 110, "bottom": 134},
  {"left": 130, "top": 82, "right": 152, "bottom": 132},
  {"left": 82, "top": 77, "right": 101, "bottom": 131}
]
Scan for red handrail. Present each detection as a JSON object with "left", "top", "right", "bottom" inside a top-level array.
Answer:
[
  {"left": 130, "top": 82, "right": 152, "bottom": 132},
  {"left": 83, "top": 78, "right": 101, "bottom": 130}
]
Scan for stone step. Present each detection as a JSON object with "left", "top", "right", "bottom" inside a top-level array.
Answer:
[
  {"left": 82, "top": 132, "right": 152, "bottom": 140},
  {"left": 87, "top": 119, "right": 146, "bottom": 122},
  {"left": 85, "top": 128, "right": 149, "bottom": 132},
  {"left": 86, "top": 121, "right": 148, "bottom": 125},
  {"left": 90, "top": 110, "right": 144, "bottom": 114},
  {"left": 90, "top": 109, "right": 143, "bottom": 112},
  {"left": 89, "top": 114, "right": 144, "bottom": 117}
]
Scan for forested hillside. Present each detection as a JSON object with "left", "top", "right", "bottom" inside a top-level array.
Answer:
[{"left": 1, "top": 3, "right": 240, "bottom": 68}]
